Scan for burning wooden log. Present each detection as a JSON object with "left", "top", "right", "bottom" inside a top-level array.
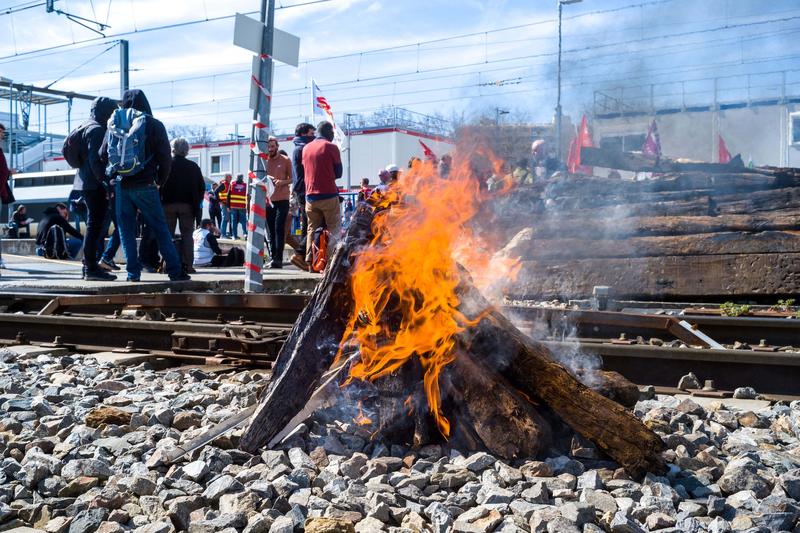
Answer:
[{"left": 456, "top": 278, "right": 665, "bottom": 478}]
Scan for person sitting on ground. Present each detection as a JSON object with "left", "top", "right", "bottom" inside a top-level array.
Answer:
[
  {"left": 8, "top": 205, "right": 31, "bottom": 238},
  {"left": 193, "top": 219, "right": 244, "bottom": 268},
  {"left": 35, "top": 203, "right": 83, "bottom": 260}
]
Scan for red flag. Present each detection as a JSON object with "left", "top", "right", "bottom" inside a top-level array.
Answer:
[
  {"left": 567, "top": 115, "right": 594, "bottom": 175},
  {"left": 642, "top": 119, "right": 661, "bottom": 158},
  {"left": 718, "top": 135, "right": 731, "bottom": 164},
  {"left": 418, "top": 139, "right": 437, "bottom": 162}
]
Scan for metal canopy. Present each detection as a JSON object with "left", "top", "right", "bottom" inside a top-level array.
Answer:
[
  {"left": 0, "top": 80, "right": 97, "bottom": 105},
  {"left": 0, "top": 88, "right": 65, "bottom": 106}
]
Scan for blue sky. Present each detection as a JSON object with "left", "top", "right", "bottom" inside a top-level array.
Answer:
[{"left": 1, "top": 0, "right": 799, "bottom": 138}]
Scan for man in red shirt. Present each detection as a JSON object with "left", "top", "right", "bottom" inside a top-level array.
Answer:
[{"left": 302, "top": 121, "right": 342, "bottom": 268}]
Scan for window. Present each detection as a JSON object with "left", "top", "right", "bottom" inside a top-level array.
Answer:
[
  {"left": 210, "top": 153, "right": 231, "bottom": 174},
  {"left": 600, "top": 134, "right": 647, "bottom": 152},
  {"left": 792, "top": 114, "right": 800, "bottom": 144}
]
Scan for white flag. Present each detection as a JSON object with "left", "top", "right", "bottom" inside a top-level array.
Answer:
[{"left": 312, "top": 79, "right": 345, "bottom": 146}]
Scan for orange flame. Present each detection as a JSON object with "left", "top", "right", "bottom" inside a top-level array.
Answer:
[
  {"left": 337, "top": 147, "right": 508, "bottom": 437},
  {"left": 353, "top": 400, "right": 372, "bottom": 426}
]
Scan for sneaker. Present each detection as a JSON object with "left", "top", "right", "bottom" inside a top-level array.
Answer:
[
  {"left": 100, "top": 258, "right": 121, "bottom": 271},
  {"left": 85, "top": 268, "right": 117, "bottom": 281},
  {"left": 169, "top": 273, "right": 192, "bottom": 282},
  {"left": 289, "top": 254, "right": 308, "bottom": 271}
]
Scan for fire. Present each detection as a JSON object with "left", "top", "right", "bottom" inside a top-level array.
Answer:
[
  {"left": 353, "top": 400, "right": 372, "bottom": 426},
  {"left": 338, "top": 147, "right": 508, "bottom": 437}
]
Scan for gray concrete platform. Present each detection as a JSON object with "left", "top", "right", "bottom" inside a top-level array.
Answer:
[{"left": 0, "top": 253, "right": 319, "bottom": 294}]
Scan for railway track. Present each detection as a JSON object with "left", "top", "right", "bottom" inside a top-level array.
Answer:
[{"left": 0, "top": 292, "right": 796, "bottom": 399}]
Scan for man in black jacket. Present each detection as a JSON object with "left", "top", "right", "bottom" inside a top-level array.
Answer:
[
  {"left": 73, "top": 96, "right": 117, "bottom": 280},
  {"left": 290, "top": 122, "right": 315, "bottom": 270},
  {"left": 161, "top": 137, "right": 206, "bottom": 272},
  {"left": 36, "top": 203, "right": 83, "bottom": 259},
  {"left": 103, "top": 89, "right": 189, "bottom": 282}
]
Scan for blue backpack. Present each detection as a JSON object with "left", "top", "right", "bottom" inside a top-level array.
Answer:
[{"left": 106, "top": 108, "right": 150, "bottom": 178}]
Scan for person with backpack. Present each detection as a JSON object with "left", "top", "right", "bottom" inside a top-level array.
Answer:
[
  {"left": 161, "top": 137, "right": 205, "bottom": 273},
  {"left": 35, "top": 203, "right": 83, "bottom": 259},
  {"left": 302, "top": 121, "right": 342, "bottom": 272},
  {"left": 64, "top": 96, "right": 117, "bottom": 280},
  {"left": 102, "top": 89, "right": 190, "bottom": 282},
  {"left": 213, "top": 174, "right": 233, "bottom": 238},
  {"left": 290, "top": 122, "right": 315, "bottom": 270}
]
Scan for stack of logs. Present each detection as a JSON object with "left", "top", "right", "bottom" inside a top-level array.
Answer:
[{"left": 496, "top": 148, "right": 800, "bottom": 300}]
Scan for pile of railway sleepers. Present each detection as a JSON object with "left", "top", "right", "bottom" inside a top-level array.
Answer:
[{"left": 497, "top": 147, "right": 800, "bottom": 300}]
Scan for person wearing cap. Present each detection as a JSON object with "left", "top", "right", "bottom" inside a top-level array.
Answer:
[{"left": 301, "top": 121, "right": 342, "bottom": 269}]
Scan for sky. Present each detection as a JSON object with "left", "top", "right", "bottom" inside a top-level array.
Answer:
[{"left": 1, "top": 0, "right": 799, "bottom": 138}]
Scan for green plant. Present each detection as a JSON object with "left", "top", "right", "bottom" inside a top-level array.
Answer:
[{"left": 720, "top": 302, "right": 751, "bottom": 317}]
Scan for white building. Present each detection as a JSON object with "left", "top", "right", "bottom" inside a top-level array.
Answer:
[
  {"left": 42, "top": 125, "right": 454, "bottom": 190},
  {"left": 590, "top": 71, "right": 800, "bottom": 167}
]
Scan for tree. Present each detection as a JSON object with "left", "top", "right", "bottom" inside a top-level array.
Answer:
[{"left": 166, "top": 124, "right": 215, "bottom": 144}]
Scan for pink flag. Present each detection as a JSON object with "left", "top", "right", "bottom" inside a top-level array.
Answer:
[{"left": 642, "top": 119, "right": 661, "bottom": 157}]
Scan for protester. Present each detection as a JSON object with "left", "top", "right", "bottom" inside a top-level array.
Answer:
[
  {"left": 35, "top": 203, "right": 83, "bottom": 259},
  {"left": 357, "top": 178, "right": 372, "bottom": 202},
  {"left": 228, "top": 174, "right": 248, "bottom": 239},
  {"left": 193, "top": 219, "right": 244, "bottom": 267},
  {"left": 375, "top": 165, "right": 399, "bottom": 194},
  {"left": 8, "top": 205, "right": 31, "bottom": 238},
  {"left": 103, "top": 89, "right": 189, "bottom": 282},
  {"left": 290, "top": 122, "right": 316, "bottom": 270},
  {"left": 70, "top": 96, "right": 117, "bottom": 280},
  {"left": 67, "top": 189, "right": 88, "bottom": 232},
  {"left": 265, "top": 136, "right": 292, "bottom": 268},
  {"left": 343, "top": 198, "right": 355, "bottom": 227},
  {"left": 302, "top": 121, "right": 342, "bottom": 269},
  {"left": 0, "top": 123, "right": 11, "bottom": 270},
  {"left": 278, "top": 148, "right": 302, "bottom": 252},
  {"left": 408, "top": 156, "right": 421, "bottom": 169},
  {"left": 438, "top": 154, "right": 452, "bottom": 178},
  {"left": 161, "top": 137, "right": 206, "bottom": 273},
  {"left": 97, "top": 192, "right": 121, "bottom": 271},
  {"left": 207, "top": 184, "right": 222, "bottom": 228},
  {"left": 213, "top": 174, "right": 233, "bottom": 238}
]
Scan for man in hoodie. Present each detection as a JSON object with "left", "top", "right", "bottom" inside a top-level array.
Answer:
[
  {"left": 290, "top": 122, "right": 315, "bottom": 270},
  {"left": 302, "top": 121, "right": 342, "bottom": 268},
  {"left": 73, "top": 96, "right": 117, "bottom": 280},
  {"left": 103, "top": 89, "right": 190, "bottom": 282}
]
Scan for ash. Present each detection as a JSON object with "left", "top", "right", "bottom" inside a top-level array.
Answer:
[{"left": 1, "top": 349, "right": 800, "bottom": 533}]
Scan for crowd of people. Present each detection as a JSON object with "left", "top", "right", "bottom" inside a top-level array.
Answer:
[{"left": 0, "top": 88, "right": 428, "bottom": 281}]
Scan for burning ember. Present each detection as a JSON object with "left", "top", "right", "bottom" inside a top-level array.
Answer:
[
  {"left": 337, "top": 149, "right": 509, "bottom": 437},
  {"left": 353, "top": 400, "right": 372, "bottom": 426}
]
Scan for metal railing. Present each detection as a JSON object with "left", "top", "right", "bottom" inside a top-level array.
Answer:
[{"left": 593, "top": 69, "right": 800, "bottom": 116}]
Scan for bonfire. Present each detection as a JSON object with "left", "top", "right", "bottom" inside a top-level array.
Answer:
[{"left": 240, "top": 147, "right": 665, "bottom": 479}]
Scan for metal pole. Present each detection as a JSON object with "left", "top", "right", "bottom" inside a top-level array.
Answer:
[
  {"left": 555, "top": 0, "right": 563, "bottom": 164},
  {"left": 8, "top": 82, "right": 14, "bottom": 171},
  {"left": 347, "top": 115, "right": 351, "bottom": 191},
  {"left": 119, "top": 40, "right": 129, "bottom": 98},
  {"left": 244, "top": 0, "right": 275, "bottom": 293}
]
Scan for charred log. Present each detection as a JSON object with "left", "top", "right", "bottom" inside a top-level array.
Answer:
[{"left": 239, "top": 204, "right": 375, "bottom": 453}]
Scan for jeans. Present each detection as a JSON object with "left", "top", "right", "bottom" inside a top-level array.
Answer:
[
  {"left": 266, "top": 199, "right": 289, "bottom": 267},
  {"left": 99, "top": 199, "right": 120, "bottom": 263},
  {"left": 82, "top": 188, "right": 108, "bottom": 269},
  {"left": 116, "top": 182, "right": 183, "bottom": 279},
  {"left": 221, "top": 206, "right": 231, "bottom": 238},
  {"left": 231, "top": 208, "right": 247, "bottom": 239},
  {"left": 294, "top": 192, "right": 307, "bottom": 256},
  {"left": 164, "top": 202, "right": 196, "bottom": 267},
  {"left": 305, "top": 196, "right": 341, "bottom": 263}
]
